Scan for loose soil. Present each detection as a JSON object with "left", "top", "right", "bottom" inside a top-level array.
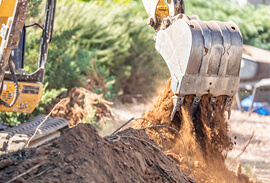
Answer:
[
  {"left": 0, "top": 124, "right": 192, "bottom": 183},
  {"left": 0, "top": 79, "right": 260, "bottom": 183},
  {"left": 134, "top": 79, "right": 256, "bottom": 183}
]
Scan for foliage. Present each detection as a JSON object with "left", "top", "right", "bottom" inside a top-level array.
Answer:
[
  {"left": 40, "top": 84, "right": 67, "bottom": 105},
  {"left": 27, "top": 0, "right": 43, "bottom": 18},
  {"left": 25, "top": 0, "right": 165, "bottom": 96},
  {"left": 243, "top": 163, "right": 257, "bottom": 179},
  {"left": 83, "top": 116, "right": 100, "bottom": 130},
  {"left": 185, "top": 0, "right": 270, "bottom": 50}
]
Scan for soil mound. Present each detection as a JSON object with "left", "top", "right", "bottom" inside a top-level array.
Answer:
[
  {"left": 0, "top": 124, "right": 192, "bottom": 183},
  {"left": 51, "top": 87, "right": 113, "bottom": 127},
  {"left": 134, "top": 79, "right": 254, "bottom": 183}
]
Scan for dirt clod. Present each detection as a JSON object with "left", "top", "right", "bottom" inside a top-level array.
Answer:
[
  {"left": 64, "top": 166, "right": 75, "bottom": 174},
  {"left": 0, "top": 158, "right": 13, "bottom": 169},
  {"left": 194, "top": 161, "right": 199, "bottom": 168},
  {"left": 64, "top": 155, "right": 74, "bottom": 163},
  {"left": 35, "top": 147, "right": 45, "bottom": 155}
]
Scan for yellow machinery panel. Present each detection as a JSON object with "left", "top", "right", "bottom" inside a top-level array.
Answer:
[
  {"left": 0, "top": 80, "right": 43, "bottom": 113},
  {"left": 0, "top": 0, "right": 17, "bottom": 17},
  {"left": 0, "top": 0, "right": 17, "bottom": 44}
]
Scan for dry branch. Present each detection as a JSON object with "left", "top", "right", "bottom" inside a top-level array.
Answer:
[
  {"left": 6, "top": 163, "right": 43, "bottom": 183},
  {"left": 228, "top": 131, "right": 255, "bottom": 167}
]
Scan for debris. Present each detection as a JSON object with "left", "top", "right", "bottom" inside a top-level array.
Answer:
[{"left": 228, "top": 131, "right": 255, "bottom": 167}]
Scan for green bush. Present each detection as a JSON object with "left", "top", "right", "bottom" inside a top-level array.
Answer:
[
  {"left": 25, "top": 0, "right": 166, "bottom": 96},
  {"left": 185, "top": 0, "right": 270, "bottom": 50}
]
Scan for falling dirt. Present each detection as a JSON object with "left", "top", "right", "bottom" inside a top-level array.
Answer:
[
  {"left": 134, "top": 79, "right": 255, "bottom": 183},
  {"left": 0, "top": 124, "right": 192, "bottom": 183}
]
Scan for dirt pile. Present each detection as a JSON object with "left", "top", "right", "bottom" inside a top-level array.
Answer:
[
  {"left": 0, "top": 124, "right": 193, "bottom": 183},
  {"left": 134, "top": 79, "right": 255, "bottom": 183},
  {"left": 51, "top": 87, "right": 113, "bottom": 127}
]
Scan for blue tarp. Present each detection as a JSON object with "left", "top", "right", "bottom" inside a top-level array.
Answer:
[{"left": 241, "top": 95, "right": 270, "bottom": 116}]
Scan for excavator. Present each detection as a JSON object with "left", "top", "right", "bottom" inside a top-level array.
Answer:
[
  {"left": 142, "top": 0, "right": 243, "bottom": 120},
  {"left": 0, "top": 0, "right": 242, "bottom": 152},
  {"left": 0, "top": 0, "right": 68, "bottom": 152}
]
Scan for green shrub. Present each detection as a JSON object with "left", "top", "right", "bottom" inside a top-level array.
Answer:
[
  {"left": 186, "top": 0, "right": 270, "bottom": 50},
  {"left": 25, "top": 0, "right": 166, "bottom": 96}
]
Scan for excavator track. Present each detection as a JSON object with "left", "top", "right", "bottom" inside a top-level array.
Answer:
[{"left": 0, "top": 115, "right": 69, "bottom": 154}]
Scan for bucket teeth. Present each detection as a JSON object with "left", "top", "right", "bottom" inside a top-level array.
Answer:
[
  {"left": 224, "top": 97, "right": 233, "bottom": 119},
  {"left": 171, "top": 96, "right": 184, "bottom": 121},
  {"left": 192, "top": 97, "right": 201, "bottom": 117}
]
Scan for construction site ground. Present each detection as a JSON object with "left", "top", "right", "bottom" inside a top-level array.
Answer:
[
  {"left": 0, "top": 82, "right": 269, "bottom": 183},
  {"left": 114, "top": 103, "right": 270, "bottom": 182}
]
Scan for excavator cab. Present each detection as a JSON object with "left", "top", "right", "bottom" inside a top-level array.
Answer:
[
  {"left": 11, "top": 25, "right": 26, "bottom": 69},
  {"left": 0, "top": 0, "right": 56, "bottom": 113},
  {"left": 142, "top": 0, "right": 243, "bottom": 120}
]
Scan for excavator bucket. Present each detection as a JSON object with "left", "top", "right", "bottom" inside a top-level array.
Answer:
[
  {"left": 155, "top": 17, "right": 243, "bottom": 120},
  {"left": 141, "top": 0, "right": 243, "bottom": 120}
]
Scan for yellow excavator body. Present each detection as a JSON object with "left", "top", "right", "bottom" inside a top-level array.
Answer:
[
  {"left": 0, "top": 0, "right": 55, "bottom": 114},
  {"left": 0, "top": 81, "right": 43, "bottom": 113},
  {"left": 0, "top": 0, "right": 69, "bottom": 154}
]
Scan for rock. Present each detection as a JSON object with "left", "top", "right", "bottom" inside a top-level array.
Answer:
[
  {"left": 194, "top": 161, "right": 199, "bottom": 168},
  {"left": 123, "top": 162, "right": 128, "bottom": 168},
  {"left": 65, "top": 155, "right": 74, "bottom": 163},
  {"left": 0, "top": 159, "right": 13, "bottom": 169},
  {"left": 65, "top": 166, "right": 75, "bottom": 174}
]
